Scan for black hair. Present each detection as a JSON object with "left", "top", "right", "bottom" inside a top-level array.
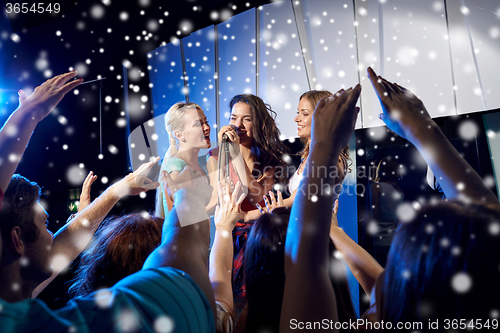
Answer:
[
  {"left": 0, "top": 174, "right": 41, "bottom": 244},
  {"left": 229, "top": 94, "right": 289, "bottom": 185},
  {"left": 382, "top": 200, "right": 500, "bottom": 324}
]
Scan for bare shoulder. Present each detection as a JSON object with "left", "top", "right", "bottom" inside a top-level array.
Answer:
[
  {"left": 206, "top": 148, "right": 219, "bottom": 172},
  {"left": 207, "top": 147, "right": 219, "bottom": 160}
]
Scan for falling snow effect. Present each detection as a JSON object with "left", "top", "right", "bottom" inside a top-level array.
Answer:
[
  {"left": 451, "top": 272, "right": 472, "bottom": 293},
  {"left": 117, "top": 309, "right": 140, "bottom": 332},
  {"left": 74, "top": 63, "right": 89, "bottom": 77},
  {"left": 35, "top": 54, "right": 49, "bottom": 71},
  {"left": 368, "top": 127, "right": 388, "bottom": 141},
  {"left": 51, "top": 254, "right": 71, "bottom": 272},
  {"left": 154, "top": 316, "right": 174, "bottom": 333},
  {"left": 396, "top": 202, "right": 416, "bottom": 223},
  {"left": 119, "top": 11, "right": 129, "bottom": 21},
  {"left": 366, "top": 222, "right": 379, "bottom": 235},
  {"left": 489, "top": 222, "right": 500, "bottom": 236},
  {"left": 94, "top": 289, "right": 114, "bottom": 308},
  {"left": 90, "top": 5, "right": 106, "bottom": 20},
  {"left": 108, "top": 145, "right": 119, "bottom": 155},
  {"left": 66, "top": 165, "right": 88, "bottom": 186},
  {"left": 0, "top": 2, "right": 499, "bottom": 326},
  {"left": 329, "top": 257, "right": 346, "bottom": 280},
  {"left": 20, "top": 257, "right": 29, "bottom": 267}
]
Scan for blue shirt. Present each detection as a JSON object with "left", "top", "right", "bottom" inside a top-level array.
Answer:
[{"left": 0, "top": 267, "right": 214, "bottom": 333}]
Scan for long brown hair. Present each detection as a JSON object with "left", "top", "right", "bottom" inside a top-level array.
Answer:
[
  {"left": 69, "top": 213, "right": 163, "bottom": 298},
  {"left": 229, "top": 94, "right": 288, "bottom": 184},
  {"left": 299, "top": 90, "right": 352, "bottom": 177}
]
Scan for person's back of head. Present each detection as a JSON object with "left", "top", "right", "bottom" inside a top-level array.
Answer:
[
  {"left": 69, "top": 213, "right": 163, "bottom": 298},
  {"left": 0, "top": 174, "right": 55, "bottom": 301},
  {"left": 382, "top": 200, "right": 500, "bottom": 324},
  {"left": 244, "top": 207, "right": 356, "bottom": 333},
  {"left": 0, "top": 174, "right": 41, "bottom": 245},
  {"left": 244, "top": 209, "right": 288, "bottom": 333}
]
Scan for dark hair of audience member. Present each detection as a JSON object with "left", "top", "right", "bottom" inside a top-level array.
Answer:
[
  {"left": 381, "top": 200, "right": 500, "bottom": 323},
  {"left": 69, "top": 213, "right": 163, "bottom": 297},
  {"left": 0, "top": 174, "right": 41, "bottom": 243},
  {"left": 241, "top": 207, "right": 356, "bottom": 332},
  {"left": 229, "top": 94, "right": 288, "bottom": 184}
]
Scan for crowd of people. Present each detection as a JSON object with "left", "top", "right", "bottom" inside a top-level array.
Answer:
[{"left": 0, "top": 66, "right": 498, "bottom": 333}]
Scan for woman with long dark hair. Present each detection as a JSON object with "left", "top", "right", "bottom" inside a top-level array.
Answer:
[
  {"left": 206, "top": 94, "right": 288, "bottom": 316},
  {"left": 207, "top": 94, "right": 288, "bottom": 220}
]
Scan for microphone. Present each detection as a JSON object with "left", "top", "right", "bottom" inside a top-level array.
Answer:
[{"left": 222, "top": 125, "right": 237, "bottom": 142}]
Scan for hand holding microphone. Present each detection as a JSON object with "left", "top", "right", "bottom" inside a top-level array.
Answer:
[
  {"left": 218, "top": 124, "right": 239, "bottom": 179},
  {"left": 220, "top": 124, "right": 238, "bottom": 143}
]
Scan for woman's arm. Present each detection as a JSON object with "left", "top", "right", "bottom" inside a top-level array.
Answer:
[
  {"left": 0, "top": 71, "right": 82, "bottom": 193},
  {"left": 239, "top": 167, "right": 277, "bottom": 221},
  {"left": 33, "top": 158, "right": 160, "bottom": 297},
  {"left": 280, "top": 86, "right": 361, "bottom": 333},
  {"left": 331, "top": 226, "right": 383, "bottom": 297},
  {"left": 330, "top": 200, "right": 383, "bottom": 297},
  {"left": 282, "top": 188, "right": 297, "bottom": 208},
  {"left": 216, "top": 125, "right": 275, "bottom": 207},
  {"left": 238, "top": 161, "right": 275, "bottom": 207},
  {"left": 144, "top": 167, "right": 216, "bottom": 319},
  {"left": 206, "top": 150, "right": 220, "bottom": 215},
  {"left": 209, "top": 181, "right": 245, "bottom": 313}
]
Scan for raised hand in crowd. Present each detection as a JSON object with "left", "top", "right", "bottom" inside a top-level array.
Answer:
[
  {"left": 64, "top": 171, "right": 98, "bottom": 223},
  {"left": 0, "top": 71, "right": 83, "bottom": 194},
  {"left": 280, "top": 85, "right": 361, "bottom": 332},
  {"left": 32, "top": 157, "right": 160, "bottom": 297},
  {"left": 367, "top": 68, "right": 500, "bottom": 325},
  {"left": 256, "top": 190, "right": 284, "bottom": 214},
  {"left": 77, "top": 171, "right": 98, "bottom": 213},
  {"left": 145, "top": 166, "right": 217, "bottom": 319},
  {"left": 367, "top": 67, "right": 497, "bottom": 204},
  {"left": 210, "top": 180, "right": 245, "bottom": 332},
  {"left": 214, "top": 180, "right": 245, "bottom": 232}
]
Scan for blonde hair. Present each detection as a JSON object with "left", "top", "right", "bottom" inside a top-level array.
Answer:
[
  {"left": 155, "top": 101, "right": 203, "bottom": 218},
  {"left": 164, "top": 101, "right": 203, "bottom": 158},
  {"left": 298, "top": 90, "right": 352, "bottom": 179}
]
